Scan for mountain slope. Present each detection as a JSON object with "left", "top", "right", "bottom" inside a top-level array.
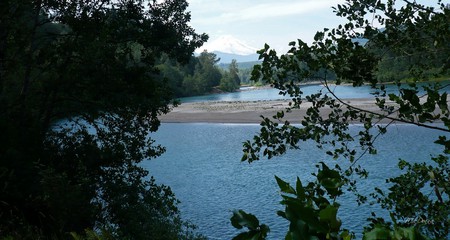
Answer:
[
  {"left": 213, "top": 51, "right": 260, "bottom": 64},
  {"left": 196, "top": 35, "right": 261, "bottom": 63},
  {"left": 197, "top": 35, "right": 258, "bottom": 55}
]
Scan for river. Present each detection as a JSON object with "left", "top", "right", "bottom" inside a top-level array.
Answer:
[
  {"left": 143, "top": 82, "right": 449, "bottom": 239},
  {"left": 179, "top": 81, "right": 449, "bottom": 103},
  {"left": 144, "top": 123, "right": 447, "bottom": 239}
]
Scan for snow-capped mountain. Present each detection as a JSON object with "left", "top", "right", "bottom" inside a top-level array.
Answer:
[
  {"left": 213, "top": 52, "right": 260, "bottom": 64},
  {"left": 196, "top": 35, "right": 260, "bottom": 64},
  {"left": 196, "top": 35, "right": 258, "bottom": 55}
]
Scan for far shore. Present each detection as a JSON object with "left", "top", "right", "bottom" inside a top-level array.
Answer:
[{"left": 159, "top": 98, "right": 396, "bottom": 124}]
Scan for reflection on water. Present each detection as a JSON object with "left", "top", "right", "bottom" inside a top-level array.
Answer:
[{"left": 143, "top": 123, "right": 448, "bottom": 239}]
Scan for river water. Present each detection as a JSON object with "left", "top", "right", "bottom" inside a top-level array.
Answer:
[
  {"left": 142, "top": 82, "right": 449, "bottom": 239},
  {"left": 179, "top": 81, "right": 449, "bottom": 103},
  {"left": 144, "top": 124, "right": 447, "bottom": 239}
]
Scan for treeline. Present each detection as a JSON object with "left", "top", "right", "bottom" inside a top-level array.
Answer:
[
  {"left": 219, "top": 61, "right": 260, "bottom": 85},
  {"left": 157, "top": 51, "right": 241, "bottom": 97},
  {"left": 374, "top": 45, "right": 449, "bottom": 82},
  {"left": 368, "top": 28, "right": 450, "bottom": 82}
]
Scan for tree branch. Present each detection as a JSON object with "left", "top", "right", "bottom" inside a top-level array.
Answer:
[{"left": 322, "top": 80, "right": 450, "bottom": 133}]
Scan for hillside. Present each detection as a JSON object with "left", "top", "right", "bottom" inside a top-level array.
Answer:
[{"left": 218, "top": 61, "right": 261, "bottom": 70}]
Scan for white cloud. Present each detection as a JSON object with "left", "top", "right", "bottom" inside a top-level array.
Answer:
[
  {"left": 187, "top": 0, "right": 347, "bottom": 52},
  {"left": 190, "top": 0, "right": 343, "bottom": 25}
]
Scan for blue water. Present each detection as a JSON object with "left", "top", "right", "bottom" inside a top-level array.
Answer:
[
  {"left": 180, "top": 81, "right": 450, "bottom": 103},
  {"left": 143, "top": 123, "right": 448, "bottom": 239}
]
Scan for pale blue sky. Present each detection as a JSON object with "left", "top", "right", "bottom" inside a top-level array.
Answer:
[
  {"left": 187, "top": 0, "right": 346, "bottom": 52},
  {"left": 186, "top": 0, "right": 443, "bottom": 53}
]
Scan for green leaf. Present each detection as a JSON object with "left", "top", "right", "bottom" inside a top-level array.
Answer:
[
  {"left": 418, "top": 113, "right": 434, "bottom": 123},
  {"left": 231, "top": 210, "right": 260, "bottom": 230},
  {"left": 317, "top": 163, "right": 343, "bottom": 196},
  {"left": 232, "top": 232, "right": 255, "bottom": 240},
  {"left": 277, "top": 210, "right": 287, "bottom": 219},
  {"left": 276, "top": 111, "right": 285, "bottom": 119},
  {"left": 363, "top": 226, "right": 391, "bottom": 240},
  {"left": 439, "top": 92, "right": 448, "bottom": 112},
  {"left": 340, "top": 230, "right": 353, "bottom": 240},
  {"left": 319, "top": 205, "right": 341, "bottom": 230},
  {"left": 388, "top": 93, "right": 400, "bottom": 102},
  {"left": 434, "top": 136, "right": 450, "bottom": 154},
  {"left": 392, "top": 226, "right": 429, "bottom": 240},
  {"left": 402, "top": 89, "right": 420, "bottom": 107},
  {"left": 275, "top": 175, "right": 296, "bottom": 195},
  {"left": 295, "top": 177, "right": 306, "bottom": 199}
]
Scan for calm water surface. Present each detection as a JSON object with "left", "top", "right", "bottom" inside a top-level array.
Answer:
[
  {"left": 180, "top": 81, "right": 450, "bottom": 103},
  {"left": 143, "top": 123, "right": 448, "bottom": 239}
]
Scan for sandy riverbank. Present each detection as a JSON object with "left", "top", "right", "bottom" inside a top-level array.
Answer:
[{"left": 159, "top": 98, "right": 387, "bottom": 123}]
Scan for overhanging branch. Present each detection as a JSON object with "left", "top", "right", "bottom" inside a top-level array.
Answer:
[{"left": 321, "top": 80, "right": 450, "bottom": 133}]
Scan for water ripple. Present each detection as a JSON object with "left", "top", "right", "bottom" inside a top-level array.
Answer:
[{"left": 143, "top": 123, "right": 448, "bottom": 239}]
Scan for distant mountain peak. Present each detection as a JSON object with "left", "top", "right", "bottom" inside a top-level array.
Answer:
[{"left": 196, "top": 35, "right": 258, "bottom": 56}]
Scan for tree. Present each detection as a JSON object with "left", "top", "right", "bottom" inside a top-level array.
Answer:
[
  {"left": 229, "top": 59, "right": 241, "bottom": 86},
  {"left": 157, "top": 50, "right": 223, "bottom": 97},
  {"left": 0, "top": 0, "right": 207, "bottom": 239},
  {"left": 157, "top": 55, "right": 186, "bottom": 97},
  {"left": 219, "top": 59, "right": 241, "bottom": 92},
  {"left": 219, "top": 72, "right": 238, "bottom": 92},
  {"left": 233, "top": 0, "right": 449, "bottom": 239},
  {"left": 195, "top": 50, "right": 223, "bottom": 91}
]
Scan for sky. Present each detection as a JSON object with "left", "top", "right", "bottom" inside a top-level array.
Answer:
[
  {"left": 186, "top": 0, "right": 443, "bottom": 54},
  {"left": 187, "top": 0, "right": 347, "bottom": 53}
]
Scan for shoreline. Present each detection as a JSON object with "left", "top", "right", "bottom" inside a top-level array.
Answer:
[{"left": 160, "top": 98, "right": 392, "bottom": 124}]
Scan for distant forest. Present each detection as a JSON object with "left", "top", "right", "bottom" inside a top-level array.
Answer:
[
  {"left": 161, "top": 38, "right": 449, "bottom": 99},
  {"left": 157, "top": 51, "right": 242, "bottom": 97}
]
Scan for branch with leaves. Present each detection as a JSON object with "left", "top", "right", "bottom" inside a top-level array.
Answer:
[{"left": 233, "top": 1, "right": 449, "bottom": 239}]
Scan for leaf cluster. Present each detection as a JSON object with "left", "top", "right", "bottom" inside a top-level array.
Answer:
[
  {"left": 235, "top": 0, "right": 450, "bottom": 239},
  {"left": 231, "top": 164, "right": 351, "bottom": 240}
]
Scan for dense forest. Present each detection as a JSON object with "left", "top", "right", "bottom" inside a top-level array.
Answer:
[
  {"left": 0, "top": 0, "right": 208, "bottom": 239},
  {"left": 371, "top": 37, "right": 449, "bottom": 83},
  {"left": 157, "top": 51, "right": 241, "bottom": 97}
]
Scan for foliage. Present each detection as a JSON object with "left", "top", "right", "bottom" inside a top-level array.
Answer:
[
  {"left": 0, "top": 0, "right": 207, "bottom": 239},
  {"left": 370, "top": 155, "right": 449, "bottom": 238},
  {"left": 232, "top": 0, "right": 449, "bottom": 239},
  {"left": 219, "top": 61, "right": 261, "bottom": 85},
  {"left": 219, "top": 72, "right": 239, "bottom": 92},
  {"left": 191, "top": 51, "right": 223, "bottom": 94},
  {"left": 229, "top": 59, "right": 241, "bottom": 87},
  {"left": 70, "top": 229, "right": 115, "bottom": 240},
  {"left": 159, "top": 52, "right": 246, "bottom": 96},
  {"left": 230, "top": 210, "right": 270, "bottom": 240},
  {"left": 157, "top": 51, "right": 225, "bottom": 96},
  {"left": 219, "top": 59, "right": 241, "bottom": 92},
  {"left": 272, "top": 168, "right": 349, "bottom": 240}
]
